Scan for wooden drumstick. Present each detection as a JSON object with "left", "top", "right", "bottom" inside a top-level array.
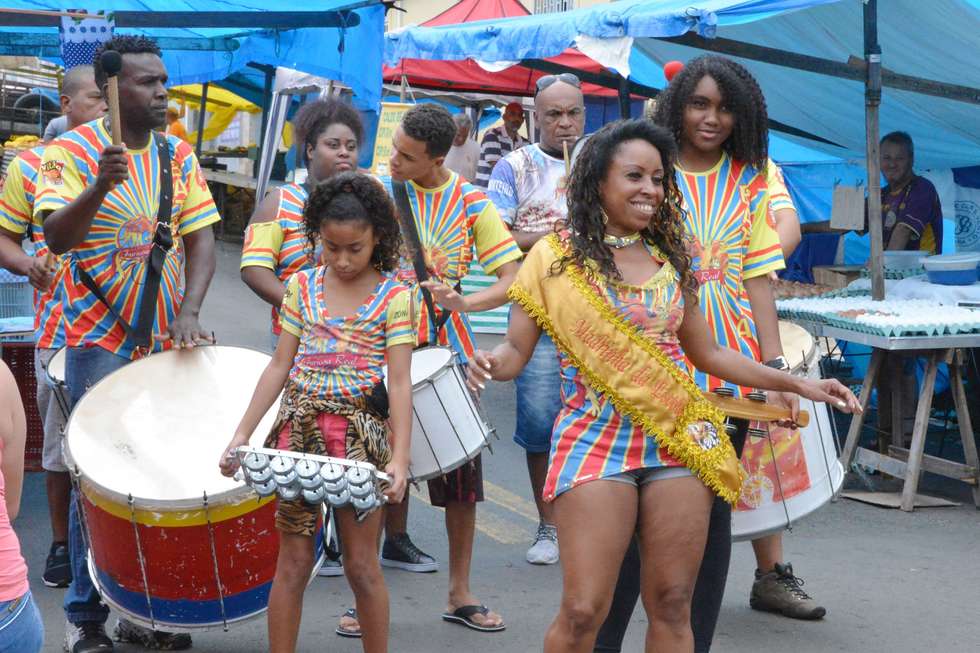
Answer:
[
  {"left": 562, "top": 140, "right": 570, "bottom": 175},
  {"left": 100, "top": 50, "right": 123, "bottom": 146},
  {"left": 704, "top": 393, "right": 810, "bottom": 428}
]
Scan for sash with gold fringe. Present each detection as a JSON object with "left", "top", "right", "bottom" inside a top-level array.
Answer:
[{"left": 507, "top": 234, "right": 744, "bottom": 503}]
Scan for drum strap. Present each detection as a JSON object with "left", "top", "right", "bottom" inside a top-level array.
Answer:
[
  {"left": 391, "top": 179, "right": 458, "bottom": 345},
  {"left": 76, "top": 132, "right": 174, "bottom": 349}
]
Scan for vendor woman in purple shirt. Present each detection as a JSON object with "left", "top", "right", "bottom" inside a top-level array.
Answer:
[{"left": 879, "top": 131, "right": 943, "bottom": 254}]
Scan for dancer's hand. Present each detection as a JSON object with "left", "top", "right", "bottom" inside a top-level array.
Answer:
[
  {"left": 421, "top": 279, "right": 469, "bottom": 313},
  {"left": 466, "top": 350, "right": 496, "bottom": 395},
  {"left": 769, "top": 390, "right": 800, "bottom": 428},
  {"left": 26, "top": 256, "right": 55, "bottom": 292},
  {"left": 218, "top": 433, "right": 249, "bottom": 477},
  {"left": 383, "top": 460, "right": 409, "bottom": 504},
  {"left": 799, "top": 378, "right": 862, "bottom": 414}
]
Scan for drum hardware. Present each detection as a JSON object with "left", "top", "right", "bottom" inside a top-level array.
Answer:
[
  {"left": 348, "top": 482, "right": 374, "bottom": 499},
  {"left": 247, "top": 466, "right": 273, "bottom": 483},
  {"left": 320, "top": 463, "right": 345, "bottom": 483},
  {"left": 273, "top": 469, "right": 298, "bottom": 485},
  {"left": 327, "top": 488, "right": 352, "bottom": 507},
  {"left": 270, "top": 455, "right": 294, "bottom": 474},
  {"left": 243, "top": 452, "right": 268, "bottom": 471},
  {"left": 302, "top": 485, "right": 327, "bottom": 504},
  {"left": 128, "top": 494, "right": 157, "bottom": 630},
  {"left": 277, "top": 482, "right": 302, "bottom": 501},
  {"left": 296, "top": 459, "right": 319, "bottom": 478},
  {"left": 202, "top": 491, "right": 229, "bottom": 632},
  {"left": 299, "top": 475, "right": 322, "bottom": 490},
  {"left": 746, "top": 391, "right": 767, "bottom": 403},
  {"left": 43, "top": 347, "right": 72, "bottom": 422},
  {"left": 705, "top": 393, "right": 810, "bottom": 427},
  {"left": 322, "top": 478, "right": 348, "bottom": 494}
]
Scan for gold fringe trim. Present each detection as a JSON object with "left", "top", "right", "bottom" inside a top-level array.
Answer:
[{"left": 507, "top": 235, "right": 743, "bottom": 504}]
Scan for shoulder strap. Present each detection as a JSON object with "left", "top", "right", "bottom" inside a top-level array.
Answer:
[
  {"left": 391, "top": 179, "right": 451, "bottom": 343},
  {"left": 77, "top": 131, "right": 174, "bottom": 349}
]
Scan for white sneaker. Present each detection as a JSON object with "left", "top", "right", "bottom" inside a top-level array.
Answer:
[
  {"left": 318, "top": 556, "right": 344, "bottom": 577},
  {"left": 526, "top": 523, "right": 559, "bottom": 565}
]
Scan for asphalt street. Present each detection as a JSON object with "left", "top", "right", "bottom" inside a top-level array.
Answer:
[{"left": 17, "top": 240, "right": 980, "bottom": 652}]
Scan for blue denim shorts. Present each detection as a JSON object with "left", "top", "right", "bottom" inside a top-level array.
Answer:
[
  {"left": 0, "top": 590, "right": 43, "bottom": 653},
  {"left": 513, "top": 333, "right": 563, "bottom": 454}
]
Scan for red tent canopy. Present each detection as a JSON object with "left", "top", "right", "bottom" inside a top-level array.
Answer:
[{"left": 383, "top": 0, "right": 622, "bottom": 97}]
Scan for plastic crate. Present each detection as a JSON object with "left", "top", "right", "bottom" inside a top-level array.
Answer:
[
  {"left": 0, "top": 269, "right": 33, "bottom": 320},
  {"left": 1, "top": 342, "right": 43, "bottom": 472}
]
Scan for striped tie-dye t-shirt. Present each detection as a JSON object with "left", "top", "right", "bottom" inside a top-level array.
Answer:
[
  {"left": 379, "top": 172, "right": 522, "bottom": 359},
  {"left": 280, "top": 267, "right": 414, "bottom": 400},
  {"left": 542, "top": 243, "right": 687, "bottom": 501},
  {"left": 677, "top": 153, "right": 785, "bottom": 397},
  {"left": 0, "top": 146, "right": 68, "bottom": 348},
  {"left": 240, "top": 182, "right": 313, "bottom": 334},
  {"left": 34, "top": 118, "right": 220, "bottom": 359}
]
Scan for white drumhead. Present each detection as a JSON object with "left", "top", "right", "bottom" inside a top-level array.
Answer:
[
  {"left": 65, "top": 346, "right": 278, "bottom": 503},
  {"left": 408, "top": 347, "right": 453, "bottom": 385},
  {"left": 47, "top": 346, "right": 67, "bottom": 384},
  {"left": 778, "top": 321, "right": 815, "bottom": 373}
]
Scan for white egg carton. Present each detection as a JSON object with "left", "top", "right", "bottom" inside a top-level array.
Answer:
[{"left": 776, "top": 297, "right": 980, "bottom": 337}]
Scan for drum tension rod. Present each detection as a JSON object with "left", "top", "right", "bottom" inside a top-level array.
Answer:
[
  {"left": 202, "top": 492, "right": 230, "bottom": 632},
  {"left": 128, "top": 494, "right": 157, "bottom": 630}
]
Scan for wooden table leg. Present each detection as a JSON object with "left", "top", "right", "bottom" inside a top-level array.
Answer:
[
  {"left": 949, "top": 352, "right": 980, "bottom": 509},
  {"left": 900, "top": 350, "right": 944, "bottom": 512},
  {"left": 841, "top": 348, "right": 885, "bottom": 469}
]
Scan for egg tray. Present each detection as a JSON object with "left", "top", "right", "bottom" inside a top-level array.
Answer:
[
  {"left": 776, "top": 297, "right": 980, "bottom": 338},
  {"left": 234, "top": 446, "right": 390, "bottom": 513}
]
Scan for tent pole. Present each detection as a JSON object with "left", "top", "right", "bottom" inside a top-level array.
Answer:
[
  {"left": 864, "top": 0, "right": 884, "bottom": 301},
  {"left": 256, "top": 65, "right": 275, "bottom": 179},
  {"left": 195, "top": 82, "right": 209, "bottom": 158},
  {"left": 617, "top": 75, "right": 630, "bottom": 119},
  {"left": 399, "top": 74, "right": 408, "bottom": 102}
]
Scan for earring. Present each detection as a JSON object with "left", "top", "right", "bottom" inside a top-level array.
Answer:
[{"left": 600, "top": 208, "right": 610, "bottom": 225}]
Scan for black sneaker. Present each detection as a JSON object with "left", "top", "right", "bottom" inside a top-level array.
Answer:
[
  {"left": 44, "top": 541, "right": 72, "bottom": 588},
  {"left": 64, "top": 620, "right": 113, "bottom": 653},
  {"left": 112, "top": 619, "right": 192, "bottom": 650},
  {"left": 380, "top": 533, "right": 439, "bottom": 572}
]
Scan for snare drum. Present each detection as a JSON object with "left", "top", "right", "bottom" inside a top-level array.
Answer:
[
  {"left": 64, "top": 345, "right": 323, "bottom": 630},
  {"left": 44, "top": 346, "right": 71, "bottom": 421},
  {"left": 731, "top": 321, "right": 845, "bottom": 542},
  {"left": 387, "top": 347, "right": 494, "bottom": 481}
]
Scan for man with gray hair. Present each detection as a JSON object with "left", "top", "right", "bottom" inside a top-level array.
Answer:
[{"left": 444, "top": 112, "right": 480, "bottom": 182}]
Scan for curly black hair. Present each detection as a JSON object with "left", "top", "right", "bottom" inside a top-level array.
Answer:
[
  {"left": 401, "top": 104, "right": 455, "bottom": 158},
  {"left": 292, "top": 98, "right": 365, "bottom": 166},
  {"left": 653, "top": 55, "right": 768, "bottom": 170},
  {"left": 559, "top": 119, "right": 697, "bottom": 293},
  {"left": 303, "top": 172, "right": 402, "bottom": 273},
  {"left": 93, "top": 36, "right": 161, "bottom": 90}
]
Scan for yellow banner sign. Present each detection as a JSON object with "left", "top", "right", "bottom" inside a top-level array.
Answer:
[{"left": 371, "top": 102, "right": 413, "bottom": 176}]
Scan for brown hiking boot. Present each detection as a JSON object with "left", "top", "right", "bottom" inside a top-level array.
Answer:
[{"left": 750, "top": 562, "right": 827, "bottom": 620}]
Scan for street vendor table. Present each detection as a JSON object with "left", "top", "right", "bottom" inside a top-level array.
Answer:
[
  {"left": 799, "top": 320, "right": 980, "bottom": 511},
  {"left": 889, "top": 275, "right": 980, "bottom": 306}
]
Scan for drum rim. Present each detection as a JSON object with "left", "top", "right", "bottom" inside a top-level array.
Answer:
[
  {"left": 45, "top": 345, "right": 68, "bottom": 385},
  {"left": 63, "top": 344, "right": 274, "bottom": 509},
  {"left": 405, "top": 345, "right": 456, "bottom": 390},
  {"left": 779, "top": 320, "right": 818, "bottom": 375}
]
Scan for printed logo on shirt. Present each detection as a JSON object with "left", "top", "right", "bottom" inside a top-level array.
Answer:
[
  {"left": 115, "top": 216, "right": 154, "bottom": 264},
  {"left": 691, "top": 239, "right": 729, "bottom": 284},
  {"left": 300, "top": 352, "right": 370, "bottom": 372},
  {"left": 42, "top": 160, "right": 65, "bottom": 186}
]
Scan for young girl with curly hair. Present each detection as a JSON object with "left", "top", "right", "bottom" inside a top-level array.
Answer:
[
  {"left": 220, "top": 172, "right": 413, "bottom": 653},
  {"left": 466, "top": 119, "right": 858, "bottom": 653}
]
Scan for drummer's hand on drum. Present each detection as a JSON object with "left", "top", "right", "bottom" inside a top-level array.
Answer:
[
  {"left": 157, "top": 311, "right": 215, "bottom": 349},
  {"left": 799, "top": 378, "right": 862, "bottom": 414},
  {"left": 465, "top": 350, "right": 496, "bottom": 395},
  {"left": 383, "top": 460, "right": 409, "bottom": 504},
  {"left": 218, "top": 434, "right": 249, "bottom": 477},
  {"left": 420, "top": 280, "right": 468, "bottom": 313}
]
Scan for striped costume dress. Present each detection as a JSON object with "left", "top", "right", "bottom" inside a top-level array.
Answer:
[
  {"left": 545, "top": 244, "right": 687, "bottom": 501},
  {"left": 677, "top": 153, "right": 785, "bottom": 397},
  {"left": 240, "top": 182, "right": 313, "bottom": 334},
  {"left": 0, "top": 146, "right": 67, "bottom": 348},
  {"left": 33, "top": 118, "right": 220, "bottom": 359}
]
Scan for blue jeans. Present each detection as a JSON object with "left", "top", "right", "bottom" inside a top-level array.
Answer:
[
  {"left": 64, "top": 346, "right": 130, "bottom": 625},
  {"left": 0, "top": 590, "right": 44, "bottom": 653},
  {"left": 513, "top": 333, "right": 562, "bottom": 454}
]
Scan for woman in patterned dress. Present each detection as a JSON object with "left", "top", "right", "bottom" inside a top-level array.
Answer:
[{"left": 466, "top": 120, "right": 859, "bottom": 652}]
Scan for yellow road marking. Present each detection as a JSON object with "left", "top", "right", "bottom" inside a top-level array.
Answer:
[{"left": 482, "top": 480, "right": 540, "bottom": 524}]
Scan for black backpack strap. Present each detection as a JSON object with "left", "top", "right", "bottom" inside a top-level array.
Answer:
[
  {"left": 391, "top": 179, "right": 455, "bottom": 343},
  {"left": 77, "top": 131, "right": 174, "bottom": 349}
]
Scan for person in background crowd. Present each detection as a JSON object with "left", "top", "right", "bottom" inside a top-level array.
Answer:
[
  {"left": 0, "top": 361, "right": 44, "bottom": 653},
  {"left": 42, "top": 66, "right": 106, "bottom": 143},
  {"left": 879, "top": 131, "right": 943, "bottom": 254},
  {"left": 474, "top": 101, "right": 527, "bottom": 188},
  {"left": 38, "top": 35, "right": 219, "bottom": 653},
  {"left": 0, "top": 64, "right": 106, "bottom": 591},
  {"left": 165, "top": 105, "right": 189, "bottom": 143},
  {"left": 444, "top": 113, "right": 480, "bottom": 183},
  {"left": 485, "top": 72, "right": 586, "bottom": 566}
]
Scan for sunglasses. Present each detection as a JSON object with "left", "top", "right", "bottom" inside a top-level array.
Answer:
[{"left": 535, "top": 73, "right": 582, "bottom": 95}]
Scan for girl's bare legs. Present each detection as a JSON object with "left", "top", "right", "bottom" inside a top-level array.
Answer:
[
  {"left": 543, "top": 480, "right": 638, "bottom": 653},
  {"left": 335, "top": 506, "right": 389, "bottom": 653},
  {"left": 637, "top": 476, "right": 713, "bottom": 653},
  {"left": 268, "top": 531, "right": 315, "bottom": 653}
]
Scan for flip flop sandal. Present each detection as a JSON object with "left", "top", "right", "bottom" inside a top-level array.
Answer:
[
  {"left": 335, "top": 608, "right": 362, "bottom": 638},
  {"left": 441, "top": 605, "right": 506, "bottom": 633}
]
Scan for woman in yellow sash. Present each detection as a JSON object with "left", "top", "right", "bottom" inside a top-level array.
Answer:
[{"left": 466, "top": 120, "right": 859, "bottom": 653}]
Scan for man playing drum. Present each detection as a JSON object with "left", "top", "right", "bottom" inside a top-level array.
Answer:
[
  {"left": 341, "top": 103, "right": 521, "bottom": 636},
  {"left": 36, "top": 36, "right": 219, "bottom": 653},
  {"left": 0, "top": 64, "right": 106, "bottom": 590}
]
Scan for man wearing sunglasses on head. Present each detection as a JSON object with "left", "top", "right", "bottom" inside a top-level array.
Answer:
[{"left": 486, "top": 73, "right": 586, "bottom": 566}]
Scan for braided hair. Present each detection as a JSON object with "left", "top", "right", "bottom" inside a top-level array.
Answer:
[
  {"left": 653, "top": 55, "right": 769, "bottom": 170},
  {"left": 303, "top": 172, "right": 402, "bottom": 272},
  {"left": 559, "top": 119, "right": 697, "bottom": 293}
]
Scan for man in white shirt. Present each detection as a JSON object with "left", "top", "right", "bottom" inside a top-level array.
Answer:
[{"left": 443, "top": 113, "right": 480, "bottom": 182}]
